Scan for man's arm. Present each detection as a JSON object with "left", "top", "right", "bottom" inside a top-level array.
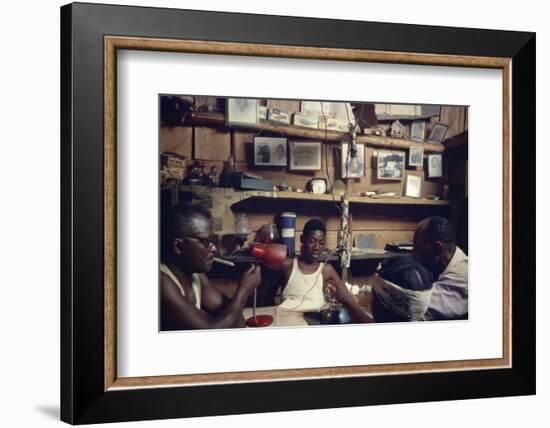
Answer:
[
  {"left": 322, "top": 263, "right": 342, "bottom": 285},
  {"left": 427, "top": 276, "right": 468, "bottom": 320},
  {"left": 160, "top": 264, "right": 261, "bottom": 330},
  {"left": 323, "top": 264, "right": 374, "bottom": 323}
]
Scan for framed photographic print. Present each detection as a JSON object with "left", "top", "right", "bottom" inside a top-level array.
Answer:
[
  {"left": 341, "top": 143, "right": 365, "bottom": 178},
  {"left": 428, "top": 123, "right": 449, "bottom": 143},
  {"left": 428, "top": 154, "right": 444, "bottom": 177},
  {"left": 405, "top": 174, "right": 422, "bottom": 198},
  {"left": 377, "top": 150, "right": 406, "bottom": 180},
  {"left": 289, "top": 141, "right": 322, "bottom": 171},
  {"left": 411, "top": 120, "right": 426, "bottom": 141},
  {"left": 227, "top": 97, "right": 258, "bottom": 126},
  {"left": 254, "top": 137, "right": 287, "bottom": 166},
  {"left": 409, "top": 146, "right": 424, "bottom": 167},
  {"left": 61, "top": 2, "right": 535, "bottom": 424},
  {"left": 301, "top": 101, "right": 354, "bottom": 123}
]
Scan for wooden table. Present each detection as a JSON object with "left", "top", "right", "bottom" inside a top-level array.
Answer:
[
  {"left": 243, "top": 289, "right": 374, "bottom": 327},
  {"left": 242, "top": 306, "right": 310, "bottom": 327}
]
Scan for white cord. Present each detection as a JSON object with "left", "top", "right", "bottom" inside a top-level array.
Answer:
[{"left": 278, "top": 250, "right": 335, "bottom": 312}]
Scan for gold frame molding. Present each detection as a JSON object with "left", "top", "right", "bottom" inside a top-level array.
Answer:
[{"left": 104, "top": 35, "right": 512, "bottom": 391}]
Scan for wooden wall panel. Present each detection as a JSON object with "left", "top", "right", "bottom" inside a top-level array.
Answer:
[
  {"left": 160, "top": 126, "right": 193, "bottom": 158},
  {"left": 233, "top": 130, "right": 255, "bottom": 162},
  {"left": 194, "top": 127, "right": 230, "bottom": 160},
  {"left": 439, "top": 106, "right": 467, "bottom": 139},
  {"left": 351, "top": 230, "right": 414, "bottom": 248}
]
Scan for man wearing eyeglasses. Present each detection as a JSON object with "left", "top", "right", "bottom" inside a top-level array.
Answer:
[{"left": 160, "top": 202, "right": 261, "bottom": 330}]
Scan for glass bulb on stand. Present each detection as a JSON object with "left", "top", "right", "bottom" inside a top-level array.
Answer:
[
  {"left": 348, "top": 155, "right": 359, "bottom": 175},
  {"left": 234, "top": 213, "right": 251, "bottom": 251}
]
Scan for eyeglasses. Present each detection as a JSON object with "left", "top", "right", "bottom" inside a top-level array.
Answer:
[{"left": 182, "top": 235, "right": 216, "bottom": 250}]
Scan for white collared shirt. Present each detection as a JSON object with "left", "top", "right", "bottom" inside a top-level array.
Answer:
[{"left": 426, "top": 246, "right": 468, "bottom": 320}]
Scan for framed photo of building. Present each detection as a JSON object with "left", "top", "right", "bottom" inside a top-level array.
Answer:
[
  {"left": 377, "top": 150, "right": 406, "bottom": 180},
  {"left": 254, "top": 137, "right": 287, "bottom": 166},
  {"left": 289, "top": 141, "right": 322, "bottom": 171},
  {"left": 409, "top": 146, "right": 424, "bottom": 167}
]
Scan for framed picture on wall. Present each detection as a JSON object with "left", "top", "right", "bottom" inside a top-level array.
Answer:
[
  {"left": 405, "top": 174, "right": 422, "bottom": 198},
  {"left": 289, "top": 141, "right": 322, "bottom": 171},
  {"left": 428, "top": 123, "right": 449, "bottom": 143},
  {"left": 61, "top": 3, "right": 534, "bottom": 424},
  {"left": 377, "top": 150, "right": 406, "bottom": 180},
  {"left": 226, "top": 97, "right": 258, "bottom": 126},
  {"left": 428, "top": 153, "right": 443, "bottom": 177},
  {"left": 409, "top": 146, "right": 424, "bottom": 167},
  {"left": 254, "top": 137, "right": 287, "bottom": 166},
  {"left": 411, "top": 120, "right": 426, "bottom": 140}
]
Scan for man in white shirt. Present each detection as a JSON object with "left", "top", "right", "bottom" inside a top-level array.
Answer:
[{"left": 413, "top": 216, "right": 468, "bottom": 320}]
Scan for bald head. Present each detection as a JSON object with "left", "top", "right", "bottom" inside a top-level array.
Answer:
[
  {"left": 416, "top": 216, "right": 456, "bottom": 244},
  {"left": 413, "top": 216, "right": 456, "bottom": 276}
]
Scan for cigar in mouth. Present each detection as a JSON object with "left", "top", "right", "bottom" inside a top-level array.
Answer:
[{"left": 213, "top": 257, "right": 235, "bottom": 267}]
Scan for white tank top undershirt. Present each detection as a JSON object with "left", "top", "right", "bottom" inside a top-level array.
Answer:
[
  {"left": 160, "top": 263, "right": 202, "bottom": 310},
  {"left": 279, "top": 258, "right": 326, "bottom": 312}
]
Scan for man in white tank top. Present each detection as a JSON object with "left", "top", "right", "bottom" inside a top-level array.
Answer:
[
  {"left": 278, "top": 219, "right": 342, "bottom": 312},
  {"left": 160, "top": 203, "right": 261, "bottom": 330}
]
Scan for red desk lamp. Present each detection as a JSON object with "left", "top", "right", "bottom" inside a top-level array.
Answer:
[{"left": 246, "top": 243, "right": 287, "bottom": 327}]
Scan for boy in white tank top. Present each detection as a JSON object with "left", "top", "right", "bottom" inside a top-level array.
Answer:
[{"left": 278, "top": 219, "right": 342, "bottom": 312}]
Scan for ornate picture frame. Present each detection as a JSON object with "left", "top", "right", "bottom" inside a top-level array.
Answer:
[{"left": 61, "top": 3, "right": 535, "bottom": 424}]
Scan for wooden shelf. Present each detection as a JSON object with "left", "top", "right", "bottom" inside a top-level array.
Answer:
[
  {"left": 232, "top": 190, "right": 450, "bottom": 207},
  {"left": 349, "top": 195, "right": 449, "bottom": 206},
  {"left": 357, "top": 135, "right": 444, "bottom": 153},
  {"left": 221, "top": 251, "right": 400, "bottom": 264},
  {"left": 181, "top": 186, "right": 450, "bottom": 207},
  {"left": 186, "top": 112, "right": 445, "bottom": 153}
]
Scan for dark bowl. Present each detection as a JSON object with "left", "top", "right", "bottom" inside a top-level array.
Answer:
[{"left": 319, "top": 308, "right": 351, "bottom": 324}]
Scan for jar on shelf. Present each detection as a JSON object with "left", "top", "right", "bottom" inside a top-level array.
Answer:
[
  {"left": 255, "top": 224, "right": 280, "bottom": 244},
  {"left": 234, "top": 213, "right": 251, "bottom": 245},
  {"left": 208, "top": 165, "right": 220, "bottom": 186},
  {"left": 219, "top": 155, "right": 235, "bottom": 187},
  {"left": 184, "top": 160, "right": 206, "bottom": 185}
]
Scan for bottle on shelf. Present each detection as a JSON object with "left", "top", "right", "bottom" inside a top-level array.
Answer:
[{"left": 220, "top": 155, "right": 235, "bottom": 188}]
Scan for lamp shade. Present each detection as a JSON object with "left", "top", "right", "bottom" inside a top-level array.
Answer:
[{"left": 249, "top": 243, "right": 287, "bottom": 270}]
